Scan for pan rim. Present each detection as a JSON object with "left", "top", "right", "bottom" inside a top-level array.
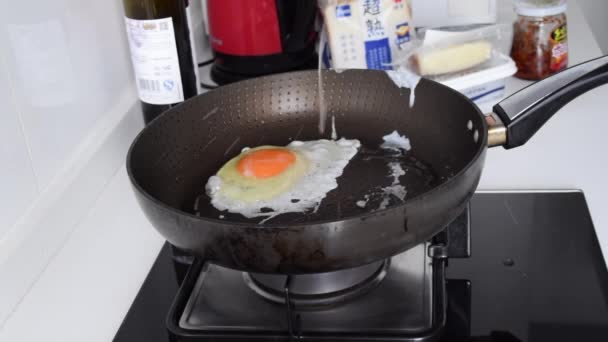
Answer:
[{"left": 126, "top": 70, "right": 488, "bottom": 229}]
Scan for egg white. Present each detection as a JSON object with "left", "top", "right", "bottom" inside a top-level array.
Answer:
[{"left": 206, "top": 138, "right": 361, "bottom": 221}]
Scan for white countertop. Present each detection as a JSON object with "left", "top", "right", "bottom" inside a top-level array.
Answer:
[{"left": 1, "top": 2, "right": 606, "bottom": 342}]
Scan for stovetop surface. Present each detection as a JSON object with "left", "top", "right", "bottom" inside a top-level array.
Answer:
[{"left": 113, "top": 192, "right": 608, "bottom": 342}]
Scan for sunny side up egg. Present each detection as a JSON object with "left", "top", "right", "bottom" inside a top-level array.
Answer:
[{"left": 205, "top": 138, "right": 361, "bottom": 221}]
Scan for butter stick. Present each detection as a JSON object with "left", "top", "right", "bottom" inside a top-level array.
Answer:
[{"left": 415, "top": 40, "right": 492, "bottom": 76}]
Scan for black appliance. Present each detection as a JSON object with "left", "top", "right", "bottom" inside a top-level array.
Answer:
[{"left": 113, "top": 192, "right": 608, "bottom": 341}]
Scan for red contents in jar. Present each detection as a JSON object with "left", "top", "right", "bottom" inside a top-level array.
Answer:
[{"left": 511, "top": 11, "right": 568, "bottom": 80}]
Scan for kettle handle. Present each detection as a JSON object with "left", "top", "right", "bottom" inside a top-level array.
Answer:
[{"left": 276, "top": 0, "right": 317, "bottom": 53}]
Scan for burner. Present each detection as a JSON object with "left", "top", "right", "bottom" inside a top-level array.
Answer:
[
  {"left": 167, "top": 241, "right": 447, "bottom": 341},
  {"left": 243, "top": 260, "right": 390, "bottom": 308}
]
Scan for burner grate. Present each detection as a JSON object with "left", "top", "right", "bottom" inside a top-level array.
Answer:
[
  {"left": 167, "top": 242, "right": 446, "bottom": 341},
  {"left": 165, "top": 206, "right": 471, "bottom": 341},
  {"left": 283, "top": 275, "right": 302, "bottom": 340}
]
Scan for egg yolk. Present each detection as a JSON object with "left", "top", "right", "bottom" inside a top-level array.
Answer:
[{"left": 237, "top": 148, "right": 296, "bottom": 179}]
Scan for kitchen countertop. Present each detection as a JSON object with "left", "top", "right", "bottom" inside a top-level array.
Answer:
[
  {"left": 0, "top": 2, "right": 606, "bottom": 342},
  {"left": 481, "top": 2, "right": 606, "bottom": 244}
]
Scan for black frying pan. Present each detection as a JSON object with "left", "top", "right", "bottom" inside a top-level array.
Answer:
[{"left": 127, "top": 55, "right": 608, "bottom": 274}]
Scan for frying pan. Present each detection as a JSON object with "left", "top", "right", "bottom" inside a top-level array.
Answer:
[{"left": 127, "top": 55, "right": 608, "bottom": 274}]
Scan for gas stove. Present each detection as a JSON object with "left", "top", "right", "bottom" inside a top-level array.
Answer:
[{"left": 113, "top": 192, "right": 608, "bottom": 342}]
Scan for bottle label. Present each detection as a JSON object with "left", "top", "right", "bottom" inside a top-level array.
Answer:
[
  {"left": 550, "top": 24, "right": 568, "bottom": 72},
  {"left": 125, "top": 17, "right": 184, "bottom": 105}
]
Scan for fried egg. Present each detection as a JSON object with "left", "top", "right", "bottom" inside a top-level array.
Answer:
[{"left": 205, "top": 138, "right": 360, "bottom": 220}]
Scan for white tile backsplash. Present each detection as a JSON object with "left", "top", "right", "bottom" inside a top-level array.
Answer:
[
  {"left": 0, "top": 59, "right": 38, "bottom": 238},
  {"left": 0, "top": 0, "right": 134, "bottom": 190},
  {"left": 0, "top": 0, "right": 135, "bottom": 236}
]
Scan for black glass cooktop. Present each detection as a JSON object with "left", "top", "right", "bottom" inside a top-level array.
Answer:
[{"left": 113, "top": 192, "right": 608, "bottom": 342}]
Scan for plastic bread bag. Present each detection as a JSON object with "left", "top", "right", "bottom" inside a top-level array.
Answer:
[
  {"left": 402, "top": 24, "right": 512, "bottom": 76},
  {"left": 318, "top": 0, "right": 415, "bottom": 70}
]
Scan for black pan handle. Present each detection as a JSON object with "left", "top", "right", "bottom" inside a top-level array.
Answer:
[{"left": 492, "top": 54, "right": 608, "bottom": 149}]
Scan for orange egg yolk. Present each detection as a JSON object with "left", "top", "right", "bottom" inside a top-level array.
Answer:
[{"left": 237, "top": 148, "right": 296, "bottom": 179}]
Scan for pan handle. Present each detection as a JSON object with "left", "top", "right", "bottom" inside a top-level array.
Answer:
[{"left": 490, "top": 54, "right": 608, "bottom": 149}]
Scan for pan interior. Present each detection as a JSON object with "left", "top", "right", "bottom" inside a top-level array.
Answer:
[
  {"left": 128, "top": 70, "right": 485, "bottom": 225},
  {"left": 193, "top": 144, "right": 440, "bottom": 224}
]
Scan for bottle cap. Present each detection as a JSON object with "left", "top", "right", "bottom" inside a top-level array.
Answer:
[{"left": 514, "top": 0, "right": 567, "bottom": 17}]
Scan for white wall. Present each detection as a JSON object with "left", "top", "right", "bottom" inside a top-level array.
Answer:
[
  {"left": 0, "top": 0, "right": 135, "bottom": 238},
  {"left": 0, "top": 0, "right": 144, "bottom": 326},
  {"left": 0, "top": 59, "right": 38, "bottom": 239},
  {"left": 569, "top": 0, "right": 608, "bottom": 53}
]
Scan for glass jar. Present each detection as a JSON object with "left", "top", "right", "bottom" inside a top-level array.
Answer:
[{"left": 511, "top": 0, "right": 568, "bottom": 80}]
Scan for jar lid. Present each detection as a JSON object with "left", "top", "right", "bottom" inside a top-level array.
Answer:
[{"left": 514, "top": 0, "right": 567, "bottom": 17}]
